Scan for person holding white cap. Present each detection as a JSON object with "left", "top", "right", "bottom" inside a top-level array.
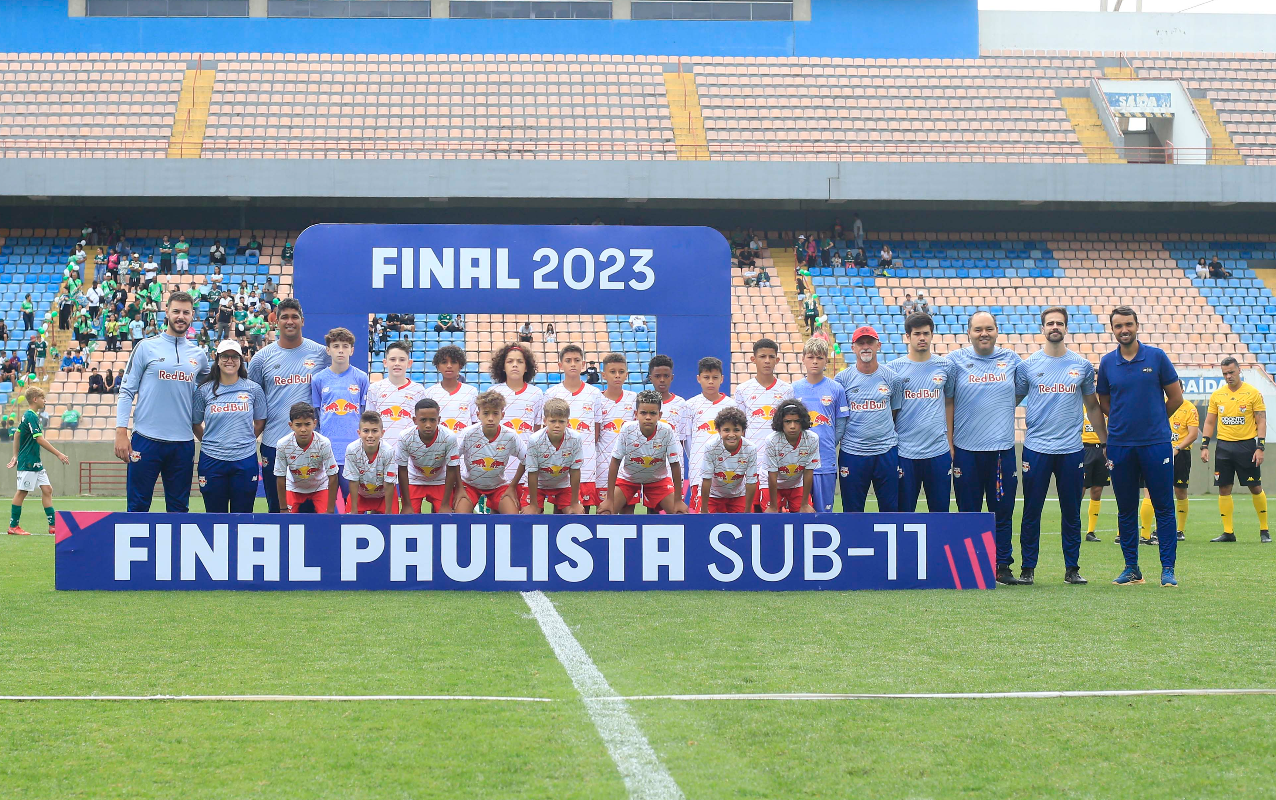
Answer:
[{"left": 192, "top": 339, "right": 267, "bottom": 513}]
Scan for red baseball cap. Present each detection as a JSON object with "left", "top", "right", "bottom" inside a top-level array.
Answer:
[{"left": 851, "top": 325, "right": 880, "bottom": 342}]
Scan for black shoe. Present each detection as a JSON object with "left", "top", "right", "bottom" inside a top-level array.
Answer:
[
  {"left": 1114, "top": 535, "right": 1121, "bottom": 543},
  {"left": 1019, "top": 567, "right": 1035, "bottom": 585},
  {"left": 1140, "top": 535, "right": 1158, "bottom": 546},
  {"left": 1064, "top": 567, "right": 1088, "bottom": 585},
  {"left": 1211, "top": 533, "right": 1237, "bottom": 543},
  {"left": 995, "top": 565, "right": 1022, "bottom": 586},
  {"left": 1085, "top": 533, "right": 1101, "bottom": 542},
  {"left": 1177, "top": 531, "right": 1186, "bottom": 541},
  {"left": 1262, "top": 530, "right": 1272, "bottom": 544}
]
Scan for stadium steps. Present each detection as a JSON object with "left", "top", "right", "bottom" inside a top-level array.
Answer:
[
  {"left": 83, "top": 246, "right": 103, "bottom": 283},
  {"left": 1061, "top": 97, "right": 1125, "bottom": 163},
  {"left": 663, "top": 71, "right": 711, "bottom": 161},
  {"left": 168, "top": 67, "right": 217, "bottom": 158},
  {"left": 772, "top": 247, "right": 842, "bottom": 376},
  {"left": 1192, "top": 98, "right": 1245, "bottom": 166},
  {"left": 1104, "top": 66, "right": 1138, "bottom": 79},
  {"left": 1252, "top": 268, "right": 1276, "bottom": 297}
]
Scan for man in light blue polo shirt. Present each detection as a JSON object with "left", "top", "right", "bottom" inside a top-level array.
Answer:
[
  {"left": 1018, "top": 307, "right": 1106, "bottom": 586},
  {"left": 835, "top": 325, "right": 904, "bottom": 513},
  {"left": 888, "top": 312, "right": 954, "bottom": 512},
  {"left": 1097, "top": 305, "right": 1184, "bottom": 587}
]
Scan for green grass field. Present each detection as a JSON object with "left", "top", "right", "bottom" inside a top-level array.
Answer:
[{"left": 2, "top": 495, "right": 1274, "bottom": 799}]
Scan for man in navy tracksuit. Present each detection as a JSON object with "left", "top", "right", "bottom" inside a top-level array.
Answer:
[
  {"left": 1097, "top": 306, "right": 1185, "bottom": 588},
  {"left": 115, "top": 291, "right": 209, "bottom": 512}
]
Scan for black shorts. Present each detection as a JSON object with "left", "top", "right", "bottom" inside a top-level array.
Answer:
[
  {"left": 1082, "top": 443, "right": 1109, "bottom": 488},
  {"left": 1214, "top": 439, "right": 1261, "bottom": 488},
  {"left": 1172, "top": 449, "right": 1191, "bottom": 487}
]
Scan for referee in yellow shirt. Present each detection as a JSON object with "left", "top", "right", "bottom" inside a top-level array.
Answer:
[{"left": 1200, "top": 356, "right": 1270, "bottom": 543}]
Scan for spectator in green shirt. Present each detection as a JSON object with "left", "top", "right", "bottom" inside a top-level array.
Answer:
[
  {"left": 175, "top": 235, "right": 190, "bottom": 274},
  {"left": 61, "top": 407, "right": 81, "bottom": 430},
  {"left": 243, "top": 236, "right": 261, "bottom": 258},
  {"left": 20, "top": 294, "right": 34, "bottom": 332},
  {"left": 282, "top": 241, "right": 293, "bottom": 264},
  {"left": 233, "top": 303, "right": 248, "bottom": 337},
  {"left": 159, "top": 234, "right": 174, "bottom": 275}
]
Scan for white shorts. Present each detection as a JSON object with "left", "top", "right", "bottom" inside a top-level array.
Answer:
[
  {"left": 176, "top": 256, "right": 189, "bottom": 272},
  {"left": 16, "top": 469, "right": 50, "bottom": 492}
]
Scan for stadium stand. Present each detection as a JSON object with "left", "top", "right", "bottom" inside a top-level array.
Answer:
[{"left": 4, "top": 51, "right": 1276, "bottom": 162}]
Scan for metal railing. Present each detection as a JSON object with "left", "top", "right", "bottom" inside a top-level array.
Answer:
[
  {"left": 3, "top": 139, "right": 1273, "bottom": 163},
  {"left": 80, "top": 460, "right": 201, "bottom": 497}
]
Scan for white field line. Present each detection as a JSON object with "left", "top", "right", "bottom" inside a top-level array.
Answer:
[
  {"left": 521, "top": 590, "right": 684, "bottom": 800},
  {"left": 0, "top": 694, "right": 551, "bottom": 702},
  {"left": 611, "top": 688, "right": 1276, "bottom": 701}
]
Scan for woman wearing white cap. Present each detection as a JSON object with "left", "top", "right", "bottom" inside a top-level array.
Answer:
[{"left": 192, "top": 339, "right": 268, "bottom": 513}]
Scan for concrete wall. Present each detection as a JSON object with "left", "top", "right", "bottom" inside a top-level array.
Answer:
[
  {"left": 0, "top": 0, "right": 977, "bottom": 58},
  {"left": 4, "top": 159, "right": 1276, "bottom": 209},
  {"left": 981, "top": 10, "right": 1276, "bottom": 55}
]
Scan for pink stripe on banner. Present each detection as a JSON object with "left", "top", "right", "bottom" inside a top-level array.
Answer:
[
  {"left": 944, "top": 544, "right": 963, "bottom": 590},
  {"left": 980, "top": 530, "right": 997, "bottom": 575},
  {"left": 963, "top": 538, "right": 987, "bottom": 590}
]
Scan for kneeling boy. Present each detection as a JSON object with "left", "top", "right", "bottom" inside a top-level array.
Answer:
[
  {"left": 396, "top": 398, "right": 461, "bottom": 513},
  {"left": 765, "top": 398, "right": 820, "bottom": 512},
  {"left": 699, "top": 406, "right": 758, "bottom": 512},
  {"left": 342, "top": 411, "right": 397, "bottom": 514},
  {"left": 454, "top": 390, "right": 525, "bottom": 514},
  {"left": 274, "top": 402, "right": 339, "bottom": 513},
  {"left": 607, "top": 390, "right": 689, "bottom": 514},
  {"left": 522, "top": 398, "right": 585, "bottom": 514}
]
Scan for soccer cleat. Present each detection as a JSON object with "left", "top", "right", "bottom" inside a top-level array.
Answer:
[
  {"left": 1261, "top": 530, "right": 1271, "bottom": 544},
  {"left": 1114, "top": 535, "right": 1121, "bottom": 543},
  {"left": 1064, "top": 567, "right": 1088, "bottom": 585},
  {"left": 7, "top": 526, "right": 30, "bottom": 536},
  {"left": 1140, "top": 535, "right": 1158, "bottom": 546},
  {"left": 995, "top": 565, "right": 1023, "bottom": 586},
  {"left": 1019, "top": 567, "right": 1035, "bottom": 586},
  {"left": 1085, "top": 533, "right": 1101, "bottom": 542},
  {"left": 1112, "top": 567, "right": 1145, "bottom": 585},
  {"left": 1210, "top": 533, "right": 1237, "bottom": 543},
  {"left": 48, "top": 524, "right": 56, "bottom": 536},
  {"left": 1161, "top": 568, "right": 1178, "bottom": 588},
  {"left": 1177, "top": 531, "right": 1186, "bottom": 541}
]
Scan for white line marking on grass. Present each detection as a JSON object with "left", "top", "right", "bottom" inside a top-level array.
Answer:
[
  {"left": 612, "top": 688, "right": 1276, "bottom": 701},
  {"left": 0, "top": 694, "right": 551, "bottom": 702},
  {"left": 521, "top": 590, "right": 684, "bottom": 800}
]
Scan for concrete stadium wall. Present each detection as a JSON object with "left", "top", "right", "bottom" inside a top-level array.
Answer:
[
  {"left": 0, "top": 0, "right": 977, "bottom": 58},
  {"left": 981, "top": 10, "right": 1276, "bottom": 55},
  {"left": 4, "top": 159, "right": 1275, "bottom": 211}
]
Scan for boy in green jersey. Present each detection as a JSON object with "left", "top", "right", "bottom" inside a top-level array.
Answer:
[{"left": 7, "top": 388, "right": 70, "bottom": 536}]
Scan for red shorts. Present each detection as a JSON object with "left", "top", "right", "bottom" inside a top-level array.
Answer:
[
  {"left": 775, "top": 486, "right": 806, "bottom": 512},
  {"left": 286, "top": 489, "right": 328, "bottom": 513},
  {"left": 463, "top": 482, "right": 510, "bottom": 509},
  {"left": 613, "top": 477, "right": 674, "bottom": 510},
  {"left": 706, "top": 495, "right": 748, "bottom": 513},
  {"left": 687, "top": 484, "right": 701, "bottom": 512},
  {"left": 407, "top": 483, "right": 450, "bottom": 512},
  {"left": 752, "top": 487, "right": 770, "bottom": 512},
  {"left": 531, "top": 485, "right": 575, "bottom": 511},
  {"left": 577, "top": 481, "right": 599, "bottom": 507}
]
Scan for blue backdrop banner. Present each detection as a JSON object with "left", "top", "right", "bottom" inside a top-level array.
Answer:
[{"left": 56, "top": 512, "right": 997, "bottom": 592}]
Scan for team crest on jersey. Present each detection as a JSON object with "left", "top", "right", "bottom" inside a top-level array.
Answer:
[
  {"left": 951, "top": 466, "right": 962, "bottom": 479},
  {"left": 129, "top": 450, "right": 141, "bottom": 462},
  {"left": 348, "top": 384, "right": 360, "bottom": 393},
  {"left": 877, "top": 384, "right": 889, "bottom": 394},
  {"left": 1067, "top": 368, "right": 1081, "bottom": 378},
  {"left": 931, "top": 374, "right": 945, "bottom": 385},
  {"left": 839, "top": 466, "right": 849, "bottom": 477},
  {"left": 303, "top": 358, "right": 317, "bottom": 369},
  {"left": 1241, "top": 405, "right": 1248, "bottom": 412},
  {"left": 1022, "top": 461, "right": 1030, "bottom": 473},
  {"left": 996, "top": 361, "right": 1009, "bottom": 369},
  {"left": 821, "top": 395, "right": 833, "bottom": 405},
  {"left": 237, "top": 393, "right": 250, "bottom": 402},
  {"left": 188, "top": 358, "right": 200, "bottom": 367}
]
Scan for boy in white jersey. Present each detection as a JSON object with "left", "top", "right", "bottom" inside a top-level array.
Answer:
[
  {"left": 273, "top": 402, "right": 339, "bottom": 513},
  {"left": 699, "top": 406, "right": 758, "bottom": 513},
  {"left": 425, "top": 345, "right": 479, "bottom": 436},
  {"left": 365, "top": 340, "right": 426, "bottom": 450},
  {"left": 766, "top": 398, "right": 820, "bottom": 513},
  {"left": 596, "top": 352, "right": 638, "bottom": 514},
  {"left": 683, "top": 356, "right": 738, "bottom": 512},
  {"left": 342, "top": 411, "right": 397, "bottom": 514},
  {"left": 544, "top": 344, "right": 604, "bottom": 510},
  {"left": 454, "top": 390, "right": 526, "bottom": 514},
  {"left": 647, "top": 354, "right": 687, "bottom": 438},
  {"left": 489, "top": 342, "right": 543, "bottom": 507},
  {"left": 397, "top": 397, "right": 461, "bottom": 513},
  {"left": 521, "top": 398, "right": 585, "bottom": 514},
  {"left": 607, "top": 390, "right": 689, "bottom": 514},
  {"left": 735, "top": 337, "right": 793, "bottom": 511}
]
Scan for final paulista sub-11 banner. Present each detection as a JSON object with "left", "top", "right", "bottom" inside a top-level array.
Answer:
[{"left": 56, "top": 512, "right": 998, "bottom": 591}]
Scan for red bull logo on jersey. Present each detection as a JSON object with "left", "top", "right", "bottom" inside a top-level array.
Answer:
[
  {"left": 348, "top": 384, "right": 361, "bottom": 394},
  {"left": 1037, "top": 382, "right": 1075, "bottom": 394},
  {"left": 750, "top": 405, "right": 776, "bottom": 420},
  {"left": 420, "top": 464, "right": 442, "bottom": 477},
  {"left": 303, "top": 358, "right": 317, "bottom": 369},
  {"left": 601, "top": 419, "right": 626, "bottom": 433},
  {"left": 715, "top": 470, "right": 744, "bottom": 485},
  {"left": 442, "top": 418, "right": 468, "bottom": 431},
  {"left": 847, "top": 399, "right": 889, "bottom": 412},
  {"left": 967, "top": 372, "right": 1007, "bottom": 385},
  {"left": 158, "top": 369, "right": 194, "bottom": 382},
  {"left": 629, "top": 455, "right": 662, "bottom": 468},
  {"left": 325, "top": 398, "right": 359, "bottom": 415},
  {"left": 273, "top": 374, "right": 312, "bottom": 386},
  {"left": 778, "top": 463, "right": 802, "bottom": 477},
  {"left": 820, "top": 395, "right": 833, "bottom": 405},
  {"left": 292, "top": 465, "right": 318, "bottom": 479},
  {"left": 1067, "top": 368, "right": 1081, "bottom": 379},
  {"left": 931, "top": 374, "right": 946, "bottom": 385},
  {"left": 381, "top": 406, "right": 412, "bottom": 421},
  {"left": 809, "top": 412, "right": 831, "bottom": 426},
  {"left": 696, "top": 421, "right": 718, "bottom": 434},
  {"left": 471, "top": 457, "right": 505, "bottom": 472},
  {"left": 237, "top": 393, "right": 251, "bottom": 402},
  {"left": 544, "top": 464, "right": 570, "bottom": 476},
  {"left": 568, "top": 418, "right": 591, "bottom": 432},
  {"left": 904, "top": 388, "right": 941, "bottom": 400},
  {"left": 209, "top": 401, "right": 251, "bottom": 414},
  {"left": 505, "top": 418, "right": 535, "bottom": 433}
]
